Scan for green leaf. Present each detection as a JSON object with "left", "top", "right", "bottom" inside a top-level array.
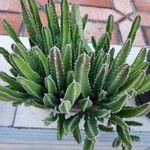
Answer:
[
  {"left": 0, "top": 47, "right": 11, "bottom": 64},
  {"left": 59, "top": 99, "right": 72, "bottom": 114},
  {"left": 112, "top": 137, "right": 121, "bottom": 147},
  {"left": 95, "top": 53, "right": 110, "bottom": 77},
  {"left": 27, "top": 0, "right": 42, "bottom": 32},
  {"left": 117, "top": 125, "right": 131, "bottom": 147},
  {"left": 118, "top": 103, "right": 150, "bottom": 118},
  {"left": 130, "top": 48, "right": 147, "bottom": 75},
  {"left": 112, "top": 39, "right": 131, "bottom": 70},
  {"left": 131, "top": 135, "right": 140, "bottom": 142},
  {"left": 129, "top": 62, "right": 148, "bottom": 82},
  {"left": 16, "top": 43, "right": 30, "bottom": 62},
  {"left": 0, "top": 85, "right": 28, "bottom": 99},
  {"left": 98, "top": 90, "right": 107, "bottom": 101},
  {"left": 0, "top": 91, "right": 28, "bottom": 103},
  {"left": 103, "top": 92, "right": 129, "bottom": 113},
  {"left": 137, "top": 75, "right": 150, "bottom": 94},
  {"left": 63, "top": 44, "right": 72, "bottom": 75},
  {"left": 32, "top": 46, "right": 50, "bottom": 76},
  {"left": 91, "top": 36, "right": 97, "bottom": 50},
  {"left": 89, "top": 52, "right": 95, "bottom": 84},
  {"left": 44, "top": 112, "right": 58, "bottom": 126},
  {"left": 0, "top": 91, "right": 16, "bottom": 102},
  {"left": 82, "top": 14, "right": 88, "bottom": 30},
  {"left": 64, "top": 80, "right": 81, "bottom": 105},
  {"left": 99, "top": 125, "right": 113, "bottom": 132},
  {"left": 96, "top": 33, "right": 109, "bottom": 54},
  {"left": 106, "top": 64, "right": 123, "bottom": 86},
  {"left": 77, "top": 40, "right": 84, "bottom": 58},
  {"left": 83, "top": 138, "right": 94, "bottom": 150},
  {"left": 121, "top": 71, "right": 145, "bottom": 91},
  {"left": 61, "top": 0, "right": 70, "bottom": 47},
  {"left": 3, "top": 20, "right": 22, "bottom": 44},
  {"left": 96, "top": 109, "right": 111, "bottom": 119},
  {"left": 128, "top": 16, "right": 141, "bottom": 43},
  {"left": 45, "top": 1, "right": 60, "bottom": 39},
  {"left": 49, "top": 47, "right": 65, "bottom": 91},
  {"left": 10, "top": 69, "right": 18, "bottom": 78},
  {"left": 28, "top": 37, "right": 36, "bottom": 47},
  {"left": 17, "top": 76, "right": 44, "bottom": 98},
  {"left": 20, "top": 0, "right": 37, "bottom": 41},
  {"left": 102, "top": 53, "right": 111, "bottom": 66},
  {"left": 11, "top": 44, "right": 20, "bottom": 55},
  {"left": 94, "top": 64, "right": 108, "bottom": 97},
  {"left": 106, "top": 64, "right": 129, "bottom": 94},
  {"left": 28, "top": 50, "right": 45, "bottom": 77},
  {"left": 75, "top": 54, "right": 91, "bottom": 97},
  {"left": 43, "top": 93, "right": 58, "bottom": 107},
  {"left": 94, "top": 50, "right": 105, "bottom": 76},
  {"left": 103, "top": 35, "right": 110, "bottom": 53},
  {"left": 42, "top": 27, "right": 53, "bottom": 55},
  {"left": 67, "top": 71, "right": 74, "bottom": 86},
  {"left": 111, "top": 115, "right": 129, "bottom": 129},
  {"left": 122, "top": 145, "right": 130, "bottom": 150},
  {"left": 73, "top": 126, "right": 82, "bottom": 144},
  {"left": 125, "top": 121, "right": 142, "bottom": 126},
  {"left": 126, "top": 88, "right": 137, "bottom": 99},
  {"left": 45, "top": 75, "right": 57, "bottom": 95},
  {"left": 63, "top": 113, "right": 83, "bottom": 133},
  {"left": 11, "top": 53, "right": 41, "bottom": 83},
  {"left": 9, "top": 53, "right": 20, "bottom": 72},
  {"left": 79, "top": 97, "right": 92, "bottom": 111},
  {"left": 109, "top": 47, "right": 115, "bottom": 62},
  {"left": 106, "top": 15, "right": 114, "bottom": 36},
  {"left": 57, "top": 114, "right": 65, "bottom": 140},
  {"left": 84, "top": 112, "right": 99, "bottom": 139},
  {"left": 71, "top": 4, "right": 91, "bottom": 53},
  {"left": 70, "top": 22, "right": 78, "bottom": 50},
  {"left": 0, "top": 71, "right": 24, "bottom": 92}
]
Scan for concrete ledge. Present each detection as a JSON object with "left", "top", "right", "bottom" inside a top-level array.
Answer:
[
  {"left": 0, "top": 102, "right": 16, "bottom": 126},
  {"left": 0, "top": 127, "right": 149, "bottom": 150}
]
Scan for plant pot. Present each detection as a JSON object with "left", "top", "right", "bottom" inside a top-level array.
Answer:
[{"left": 135, "top": 49, "right": 150, "bottom": 118}]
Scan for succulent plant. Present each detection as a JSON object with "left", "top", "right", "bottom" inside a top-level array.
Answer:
[{"left": 0, "top": 0, "right": 150, "bottom": 150}]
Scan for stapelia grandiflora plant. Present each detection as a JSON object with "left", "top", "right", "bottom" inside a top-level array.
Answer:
[{"left": 0, "top": 0, "right": 150, "bottom": 149}]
